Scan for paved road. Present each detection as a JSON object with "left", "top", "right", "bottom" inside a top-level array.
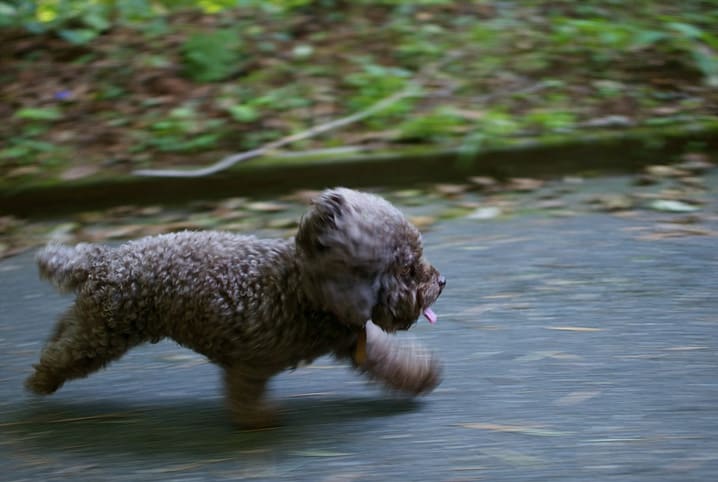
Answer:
[{"left": 1, "top": 175, "right": 717, "bottom": 481}]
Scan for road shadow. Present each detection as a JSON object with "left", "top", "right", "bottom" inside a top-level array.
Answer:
[{"left": 3, "top": 396, "right": 422, "bottom": 458}]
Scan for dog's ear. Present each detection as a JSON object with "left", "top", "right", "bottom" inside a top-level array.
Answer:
[{"left": 296, "top": 189, "right": 390, "bottom": 327}]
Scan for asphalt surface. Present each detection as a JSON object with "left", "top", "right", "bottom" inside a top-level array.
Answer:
[{"left": 1, "top": 175, "right": 717, "bottom": 481}]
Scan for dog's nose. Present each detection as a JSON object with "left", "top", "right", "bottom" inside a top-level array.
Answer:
[{"left": 438, "top": 275, "right": 446, "bottom": 290}]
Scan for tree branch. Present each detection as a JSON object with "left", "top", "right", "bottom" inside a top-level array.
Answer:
[
  {"left": 134, "top": 83, "right": 419, "bottom": 177},
  {"left": 133, "top": 53, "right": 461, "bottom": 178}
]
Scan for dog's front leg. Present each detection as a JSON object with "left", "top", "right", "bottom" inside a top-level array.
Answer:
[
  {"left": 353, "top": 321, "right": 442, "bottom": 396},
  {"left": 223, "top": 365, "right": 277, "bottom": 429}
]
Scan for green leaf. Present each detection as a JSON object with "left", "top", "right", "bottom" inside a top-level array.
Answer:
[
  {"left": 83, "top": 11, "right": 110, "bottom": 31},
  {"left": 182, "top": 28, "right": 242, "bottom": 82},
  {"left": 0, "top": 2, "right": 17, "bottom": 21},
  {"left": 15, "top": 107, "right": 63, "bottom": 121},
  {"left": 22, "top": 139, "right": 56, "bottom": 152},
  {"left": 59, "top": 28, "right": 99, "bottom": 44},
  {"left": 226, "top": 104, "right": 260, "bottom": 123},
  {"left": 692, "top": 48, "right": 718, "bottom": 86},
  {"left": 0, "top": 146, "right": 30, "bottom": 159},
  {"left": 632, "top": 30, "right": 666, "bottom": 47},
  {"left": 169, "top": 107, "right": 196, "bottom": 119},
  {"left": 397, "top": 107, "right": 464, "bottom": 142},
  {"left": 669, "top": 22, "right": 703, "bottom": 40}
]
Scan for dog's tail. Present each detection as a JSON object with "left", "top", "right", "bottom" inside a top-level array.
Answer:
[{"left": 36, "top": 243, "right": 107, "bottom": 293}]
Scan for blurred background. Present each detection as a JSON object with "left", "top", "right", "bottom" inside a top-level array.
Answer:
[
  {"left": 1, "top": 3, "right": 718, "bottom": 480},
  {"left": 1, "top": 0, "right": 717, "bottom": 253},
  {"left": 2, "top": 1, "right": 717, "bottom": 208}
]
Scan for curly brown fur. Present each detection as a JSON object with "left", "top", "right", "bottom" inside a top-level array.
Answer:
[{"left": 27, "top": 188, "right": 445, "bottom": 428}]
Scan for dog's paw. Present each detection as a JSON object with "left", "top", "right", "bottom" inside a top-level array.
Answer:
[
  {"left": 399, "top": 350, "right": 442, "bottom": 396},
  {"left": 230, "top": 402, "right": 281, "bottom": 430},
  {"left": 362, "top": 321, "right": 443, "bottom": 396},
  {"left": 24, "top": 367, "right": 62, "bottom": 395}
]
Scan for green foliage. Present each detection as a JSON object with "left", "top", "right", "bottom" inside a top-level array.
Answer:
[
  {"left": 182, "top": 28, "right": 243, "bottom": 82},
  {"left": 478, "top": 110, "right": 522, "bottom": 138},
  {"left": 251, "top": 86, "right": 312, "bottom": 111},
  {"left": 215, "top": 83, "right": 312, "bottom": 127},
  {"left": 345, "top": 62, "right": 415, "bottom": 128},
  {"left": 471, "top": 21, "right": 511, "bottom": 51},
  {"left": 0, "top": 0, "right": 243, "bottom": 43},
  {"left": 0, "top": 138, "right": 57, "bottom": 164},
  {"left": 525, "top": 109, "right": 576, "bottom": 133},
  {"left": 263, "top": 0, "right": 314, "bottom": 9},
  {"left": 2, "top": 109, "right": 63, "bottom": 165},
  {"left": 458, "top": 110, "right": 522, "bottom": 157},
  {"left": 551, "top": 18, "right": 638, "bottom": 63},
  {"left": 0, "top": 0, "right": 112, "bottom": 44},
  {"left": 664, "top": 22, "right": 718, "bottom": 87},
  {"left": 140, "top": 105, "right": 223, "bottom": 152},
  {"left": 392, "top": 17, "right": 447, "bottom": 66},
  {"left": 261, "top": 0, "right": 454, "bottom": 9},
  {"left": 397, "top": 107, "right": 465, "bottom": 142},
  {"left": 225, "top": 104, "right": 260, "bottom": 123},
  {"left": 346, "top": 63, "right": 410, "bottom": 109},
  {"left": 592, "top": 80, "right": 624, "bottom": 99},
  {"left": 2, "top": 0, "right": 717, "bottom": 171},
  {"left": 14, "top": 106, "right": 63, "bottom": 121},
  {"left": 548, "top": 17, "right": 718, "bottom": 85}
]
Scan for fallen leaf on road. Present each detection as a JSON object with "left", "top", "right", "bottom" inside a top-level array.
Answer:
[
  {"left": 649, "top": 200, "right": 700, "bottom": 213},
  {"left": 543, "top": 326, "right": 603, "bottom": 332},
  {"left": 468, "top": 206, "right": 501, "bottom": 220},
  {"left": 267, "top": 217, "right": 298, "bottom": 229},
  {"left": 0, "top": 216, "right": 21, "bottom": 234},
  {"left": 433, "top": 183, "right": 471, "bottom": 197},
  {"left": 553, "top": 390, "right": 601, "bottom": 406},
  {"left": 157, "top": 353, "right": 206, "bottom": 364},
  {"left": 468, "top": 176, "right": 499, "bottom": 191},
  {"left": 664, "top": 346, "right": 707, "bottom": 351},
  {"left": 645, "top": 165, "right": 690, "bottom": 178},
  {"left": 246, "top": 201, "right": 287, "bottom": 213},
  {"left": 7, "top": 166, "right": 40, "bottom": 177},
  {"left": 461, "top": 422, "right": 569, "bottom": 437},
  {"left": 408, "top": 215, "right": 437, "bottom": 229},
  {"left": 637, "top": 225, "right": 717, "bottom": 240},
  {"left": 515, "top": 351, "right": 561, "bottom": 362},
  {"left": 678, "top": 176, "right": 705, "bottom": 188},
  {"left": 535, "top": 199, "right": 566, "bottom": 209},
  {"left": 480, "top": 447, "right": 545, "bottom": 466},
  {"left": 514, "top": 351, "right": 581, "bottom": 362},
  {"left": 61, "top": 164, "right": 100, "bottom": 180},
  {"left": 677, "top": 153, "right": 714, "bottom": 172},
  {"left": 662, "top": 214, "right": 703, "bottom": 224},
  {"left": 292, "top": 450, "right": 351, "bottom": 457},
  {"left": 80, "top": 224, "right": 145, "bottom": 241},
  {"left": 48, "top": 222, "right": 79, "bottom": 242},
  {"left": 283, "top": 190, "right": 322, "bottom": 204},
  {"left": 47, "top": 412, "right": 139, "bottom": 424},
  {"left": 586, "top": 194, "right": 634, "bottom": 212},
  {"left": 507, "top": 177, "right": 544, "bottom": 192}
]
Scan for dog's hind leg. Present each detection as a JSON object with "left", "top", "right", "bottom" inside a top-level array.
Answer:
[
  {"left": 25, "top": 304, "right": 138, "bottom": 395},
  {"left": 223, "top": 366, "right": 277, "bottom": 429}
]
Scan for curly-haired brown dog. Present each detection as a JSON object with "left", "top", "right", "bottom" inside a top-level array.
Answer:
[{"left": 26, "top": 188, "right": 445, "bottom": 428}]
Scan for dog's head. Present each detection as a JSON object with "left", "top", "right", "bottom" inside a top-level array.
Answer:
[{"left": 296, "top": 188, "right": 445, "bottom": 332}]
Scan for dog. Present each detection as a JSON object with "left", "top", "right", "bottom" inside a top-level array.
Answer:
[{"left": 26, "top": 188, "right": 445, "bottom": 428}]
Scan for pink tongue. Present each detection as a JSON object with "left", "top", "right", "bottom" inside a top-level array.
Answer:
[{"left": 423, "top": 307, "right": 437, "bottom": 324}]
